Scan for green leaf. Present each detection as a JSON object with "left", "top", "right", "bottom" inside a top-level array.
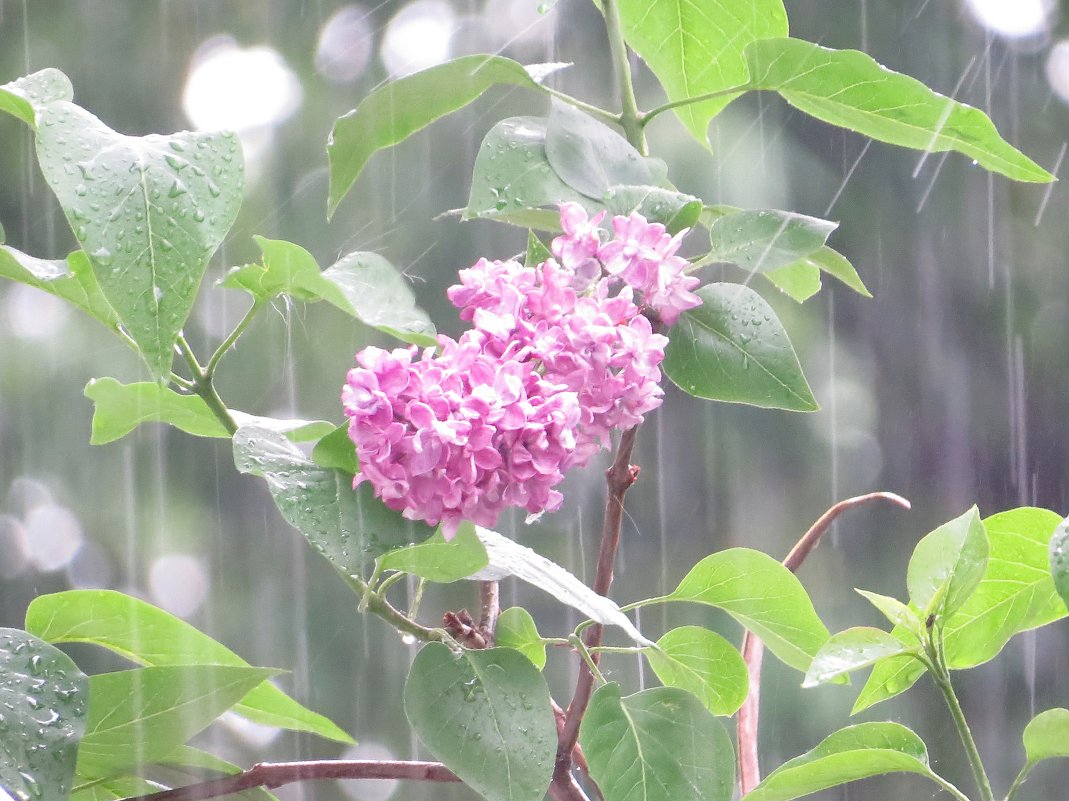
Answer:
[
  {"left": 328, "top": 55, "right": 547, "bottom": 216},
  {"left": 906, "top": 506, "right": 988, "bottom": 618},
  {"left": 33, "top": 102, "right": 244, "bottom": 379},
  {"left": 222, "top": 237, "right": 436, "bottom": 347},
  {"left": 807, "top": 246, "right": 870, "bottom": 297},
  {"left": 228, "top": 412, "right": 334, "bottom": 443},
  {"left": 668, "top": 548, "right": 829, "bottom": 672},
  {"left": 25, "top": 589, "right": 354, "bottom": 745},
  {"left": 942, "top": 507, "right": 1066, "bottom": 668},
  {"left": 464, "top": 116, "right": 588, "bottom": 231},
  {"left": 645, "top": 626, "right": 749, "bottom": 715},
  {"left": 495, "top": 608, "right": 546, "bottom": 670},
  {"left": 708, "top": 209, "right": 837, "bottom": 273},
  {"left": 0, "top": 628, "right": 88, "bottom": 801},
  {"left": 76, "top": 665, "right": 277, "bottom": 778},
  {"left": 157, "top": 748, "right": 281, "bottom": 800},
  {"left": 470, "top": 527, "right": 650, "bottom": 645},
  {"left": 404, "top": 643, "right": 556, "bottom": 801},
  {"left": 71, "top": 776, "right": 164, "bottom": 801},
  {"left": 664, "top": 283, "right": 818, "bottom": 412},
  {"left": 745, "top": 38, "right": 1054, "bottom": 183},
  {"left": 580, "top": 684, "right": 735, "bottom": 801},
  {"left": 851, "top": 628, "right": 926, "bottom": 714},
  {"left": 1051, "top": 514, "right": 1069, "bottom": 612},
  {"left": 803, "top": 627, "right": 919, "bottom": 688},
  {"left": 617, "top": 0, "right": 788, "bottom": 144},
  {"left": 233, "top": 424, "right": 434, "bottom": 576},
  {"left": 311, "top": 424, "right": 359, "bottom": 475},
  {"left": 855, "top": 590, "right": 922, "bottom": 636},
  {"left": 743, "top": 722, "right": 937, "bottom": 801},
  {"left": 764, "top": 262, "right": 821, "bottom": 303},
  {"left": 602, "top": 185, "right": 702, "bottom": 234},
  {"left": 0, "top": 247, "right": 120, "bottom": 329},
  {"left": 524, "top": 230, "right": 553, "bottom": 268},
  {"left": 83, "top": 378, "right": 230, "bottom": 445},
  {"left": 378, "top": 522, "right": 488, "bottom": 583},
  {"left": 0, "top": 68, "right": 73, "bottom": 128},
  {"left": 544, "top": 99, "right": 665, "bottom": 198},
  {"left": 1023, "top": 708, "right": 1069, "bottom": 764}
]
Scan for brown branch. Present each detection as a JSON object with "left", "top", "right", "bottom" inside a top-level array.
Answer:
[
  {"left": 479, "top": 579, "right": 501, "bottom": 644},
  {"left": 736, "top": 491, "right": 911, "bottom": 795},
  {"left": 554, "top": 425, "right": 640, "bottom": 792},
  {"left": 124, "top": 760, "right": 460, "bottom": 801}
]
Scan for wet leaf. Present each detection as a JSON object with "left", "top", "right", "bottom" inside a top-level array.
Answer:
[
  {"left": 228, "top": 412, "right": 334, "bottom": 442},
  {"left": 0, "top": 68, "right": 73, "bottom": 128},
  {"left": 617, "top": 0, "right": 788, "bottom": 144},
  {"left": 0, "top": 628, "right": 88, "bottom": 801},
  {"left": 378, "top": 522, "right": 488, "bottom": 583},
  {"left": 0, "top": 247, "right": 119, "bottom": 329},
  {"left": 70, "top": 776, "right": 164, "bottom": 801},
  {"left": 233, "top": 424, "right": 434, "bottom": 576},
  {"left": 708, "top": 209, "right": 837, "bottom": 273},
  {"left": 806, "top": 246, "right": 870, "bottom": 297},
  {"left": 158, "top": 748, "right": 279, "bottom": 800},
  {"left": 495, "top": 608, "right": 546, "bottom": 670},
  {"left": 76, "top": 665, "right": 277, "bottom": 778},
  {"left": 664, "top": 283, "right": 818, "bottom": 412},
  {"left": 328, "top": 55, "right": 549, "bottom": 217},
  {"left": 84, "top": 377, "right": 230, "bottom": 444},
  {"left": 468, "top": 527, "right": 650, "bottom": 645},
  {"left": 645, "top": 626, "right": 749, "bottom": 715},
  {"left": 221, "top": 237, "right": 436, "bottom": 347},
  {"left": 524, "top": 230, "right": 553, "bottom": 268},
  {"left": 32, "top": 101, "right": 244, "bottom": 379},
  {"left": 851, "top": 628, "right": 926, "bottom": 714},
  {"left": 1023, "top": 708, "right": 1069, "bottom": 764},
  {"left": 943, "top": 507, "right": 1066, "bottom": 667},
  {"left": 404, "top": 643, "right": 556, "bottom": 801},
  {"left": 602, "top": 185, "right": 702, "bottom": 234},
  {"left": 855, "top": 590, "right": 922, "bottom": 636},
  {"left": 745, "top": 38, "right": 1054, "bottom": 182},
  {"left": 803, "top": 627, "right": 918, "bottom": 688},
  {"left": 764, "top": 261, "right": 821, "bottom": 303},
  {"left": 581, "top": 684, "right": 734, "bottom": 801},
  {"left": 906, "top": 506, "right": 988, "bottom": 618},
  {"left": 26, "top": 589, "right": 354, "bottom": 745},
  {"left": 743, "top": 722, "right": 937, "bottom": 801},
  {"left": 311, "top": 424, "right": 359, "bottom": 475},
  {"left": 668, "top": 548, "right": 829, "bottom": 672},
  {"left": 1051, "top": 514, "right": 1069, "bottom": 613},
  {"left": 544, "top": 99, "right": 665, "bottom": 198},
  {"left": 464, "top": 116, "right": 588, "bottom": 231}
]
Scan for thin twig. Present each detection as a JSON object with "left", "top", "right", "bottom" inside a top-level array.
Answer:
[
  {"left": 554, "top": 425, "right": 640, "bottom": 786},
  {"left": 736, "top": 491, "right": 911, "bottom": 795},
  {"left": 479, "top": 580, "right": 500, "bottom": 644},
  {"left": 123, "top": 760, "right": 460, "bottom": 801}
]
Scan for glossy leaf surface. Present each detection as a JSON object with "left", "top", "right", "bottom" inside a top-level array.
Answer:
[
  {"left": 404, "top": 643, "right": 556, "bottom": 801},
  {"left": 84, "top": 378, "right": 229, "bottom": 444},
  {"left": 803, "top": 627, "right": 918, "bottom": 687},
  {"left": 581, "top": 684, "right": 734, "bottom": 801},
  {"left": 1023, "top": 708, "right": 1069, "bottom": 764},
  {"left": 645, "top": 626, "right": 748, "bottom": 715},
  {"left": 745, "top": 38, "right": 1053, "bottom": 182},
  {"left": 1051, "top": 514, "right": 1069, "bottom": 612},
  {"left": 906, "top": 506, "right": 988, "bottom": 617},
  {"left": 495, "top": 608, "right": 546, "bottom": 670},
  {"left": 26, "top": 590, "right": 353, "bottom": 744},
  {"left": 617, "top": 0, "right": 788, "bottom": 143},
  {"left": 669, "top": 548, "right": 829, "bottom": 671},
  {"left": 0, "top": 628, "right": 88, "bottom": 801},
  {"left": 664, "top": 283, "right": 818, "bottom": 411},
  {"left": 708, "top": 209, "right": 837, "bottom": 273},
  {"left": 743, "top": 722, "right": 935, "bottom": 801},
  {"left": 378, "top": 522, "right": 489, "bottom": 582},
  {"left": 0, "top": 247, "right": 119, "bottom": 329},
  {"left": 328, "top": 55, "right": 545, "bottom": 216}
]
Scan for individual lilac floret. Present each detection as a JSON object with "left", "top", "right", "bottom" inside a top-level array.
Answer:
[
  {"left": 596, "top": 211, "right": 702, "bottom": 325},
  {"left": 343, "top": 333, "right": 581, "bottom": 538}
]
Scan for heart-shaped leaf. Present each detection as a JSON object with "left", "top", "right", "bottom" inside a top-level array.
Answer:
[
  {"left": 0, "top": 247, "right": 119, "bottom": 329},
  {"left": 84, "top": 378, "right": 230, "bottom": 444},
  {"left": 906, "top": 506, "right": 988, "bottom": 618},
  {"left": 645, "top": 626, "right": 749, "bottom": 715},
  {"left": 495, "top": 608, "right": 546, "bottom": 670},
  {"left": 378, "top": 522, "right": 488, "bottom": 582}
]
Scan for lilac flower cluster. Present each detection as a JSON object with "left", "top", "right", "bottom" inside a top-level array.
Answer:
[{"left": 343, "top": 204, "right": 700, "bottom": 536}]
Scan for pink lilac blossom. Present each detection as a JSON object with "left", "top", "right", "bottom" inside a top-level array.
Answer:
[{"left": 343, "top": 203, "right": 699, "bottom": 536}]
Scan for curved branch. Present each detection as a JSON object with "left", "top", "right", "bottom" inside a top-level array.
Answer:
[
  {"left": 737, "top": 491, "right": 911, "bottom": 795},
  {"left": 125, "top": 760, "right": 460, "bottom": 801}
]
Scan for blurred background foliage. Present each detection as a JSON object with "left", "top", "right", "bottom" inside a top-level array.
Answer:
[{"left": 1, "top": 1, "right": 1068, "bottom": 799}]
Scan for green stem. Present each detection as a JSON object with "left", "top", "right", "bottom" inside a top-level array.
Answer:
[
  {"left": 205, "top": 300, "right": 264, "bottom": 379},
  {"left": 1004, "top": 763, "right": 1032, "bottom": 801},
  {"left": 602, "top": 0, "right": 645, "bottom": 153},
  {"left": 114, "top": 326, "right": 191, "bottom": 388},
  {"left": 617, "top": 595, "right": 672, "bottom": 614},
  {"left": 569, "top": 634, "right": 607, "bottom": 685},
  {"left": 345, "top": 574, "right": 440, "bottom": 642},
  {"left": 590, "top": 645, "right": 647, "bottom": 655},
  {"left": 929, "top": 772, "right": 977, "bottom": 801},
  {"left": 543, "top": 86, "right": 621, "bottom": 127},
  {"left": 930, "top": 652, "right": 994, "bottom": 801},
  {"left": 642, "top": 83, "right": 752, "bottom": 127},
  {"left": 176, "top": 334, "right": 238, "bottom": 436}
]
